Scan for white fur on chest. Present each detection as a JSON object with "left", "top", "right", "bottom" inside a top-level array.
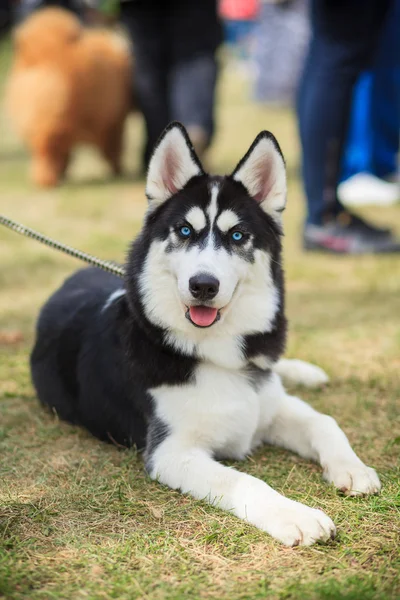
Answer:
[{"left": 150, "top": 364, "right": 281, "bottom": 459}]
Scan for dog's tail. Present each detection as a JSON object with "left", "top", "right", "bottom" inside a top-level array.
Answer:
[{"left": 274, "top": 359, "right": 329, "bottom": 388}]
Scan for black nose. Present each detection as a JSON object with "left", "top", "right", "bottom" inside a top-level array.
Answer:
[{"left": 189, "top": 273, "right": 220, "bottom": 301}]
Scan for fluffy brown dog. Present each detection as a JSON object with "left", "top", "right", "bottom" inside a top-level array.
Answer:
[{"left": 5, "top": 8, "right": 132, "bottom": 187}]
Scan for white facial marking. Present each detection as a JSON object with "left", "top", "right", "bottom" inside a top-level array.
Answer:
[
  {"left": 207, "top": 183, "right": 220, "bottom": 226},
  {"left": 204, "top": 183, "right": 221, "bottom": 250},
  {"left": 168, "top": 228, "right": 180, "bottom": 245},
  {"left": 139, "top": 239, "right": 279, "bottom": 369},
  {"left": 185, "top": 207, "right": 206, "bottom": 232},
  {"left": 216, "top": 209, "right": 239, "bottom": 233},
  {"left": 175, "top": 243, "right": 243, "bottom": 310},
  {"left": 101, "top": 289, "right": 125, "bottom": 313},
  {"left": 243, "top": 238, "right": 252, "bottom": 251}
]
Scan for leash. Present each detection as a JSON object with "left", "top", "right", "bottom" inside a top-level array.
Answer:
[{"left": 0, "top": 215, "right": 125, "bottom": 279}]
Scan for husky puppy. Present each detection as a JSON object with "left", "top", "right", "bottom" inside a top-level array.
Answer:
[{"left": 31, "top": 122, "right": 380, "bottom": 546}]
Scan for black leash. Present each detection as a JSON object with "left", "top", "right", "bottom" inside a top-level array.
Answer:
[{"left": 0, "top": 215, "right": 125, "bottom": 279}]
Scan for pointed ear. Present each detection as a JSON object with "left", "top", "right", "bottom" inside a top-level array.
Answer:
[
  {"left": 146, "top": 122, "right": 205, "bottom": 208},
  {"left": 231, "top": 131, "right": 287, "bottom": 221}
]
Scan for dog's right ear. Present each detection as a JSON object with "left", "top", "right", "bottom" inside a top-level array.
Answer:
[{"left": 146, "top": 122, "right": 205, "bottom": 209}]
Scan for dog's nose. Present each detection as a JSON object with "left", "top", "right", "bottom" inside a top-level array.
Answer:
[{"left": 189, "top": 273, "right": 220, "bottom": 301}]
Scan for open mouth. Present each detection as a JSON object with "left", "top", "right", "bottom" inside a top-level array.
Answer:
[{"left": 185, "top": 305, "right": 221, "bottom": 328}]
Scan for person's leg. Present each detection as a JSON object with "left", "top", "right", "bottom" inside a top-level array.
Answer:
[
  {"left": 337, "top": 0, "right": 400, "bottom": 208},
  {"left": 297, "top": 0, "right": 392, "bottom": 227},
  {"left": 340, "top": 73, "right": 374, "bottom": 182},
  {"left": 169, "top": 55, "right": 218, "bottom": 157},
  {"left": 337, "top": 68, "right": 399, "bottom": 208},
  {"left": 372, "top": 69, "right": 400, "bottom": 179},
  {"left": 120, "top": 1, "right": 170, "bottom": 169},
  {"left": 167, "top": 0, "right": 222, "bottom": 157},
  {"left": 370, "top": 0, "right": 400, "bottom": 179},
  {"left": 0, "top": 0, "right": 13, "bottom": 37}
]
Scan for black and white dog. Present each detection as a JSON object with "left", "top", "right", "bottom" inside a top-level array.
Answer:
[{"left": 31, "top": 123, "right": 380, "bottom": 546}]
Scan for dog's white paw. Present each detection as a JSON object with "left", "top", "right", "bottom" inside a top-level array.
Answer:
[
  {"left": 264, "top": 501, "right": 336, "bottom": 546},
  {"left": 324, "top": 461, "right": 381, "bottom": 496},
  {"left": 275, "top": 359, "right": 329, "bottom": 388},
  {"left": 234, "top": 481, "right": 336, "bottom": 546}
]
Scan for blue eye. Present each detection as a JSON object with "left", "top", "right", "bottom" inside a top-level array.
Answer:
[
  {"left": 232, "top": 231, "right": 243, "bottom": 242},
  {"left": 180, "top": 225, "right": 192, "bottom": 237}
]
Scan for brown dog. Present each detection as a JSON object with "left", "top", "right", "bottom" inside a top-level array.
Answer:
[{"left": 5, "top": 8, "right": 132, "bottom": 187}]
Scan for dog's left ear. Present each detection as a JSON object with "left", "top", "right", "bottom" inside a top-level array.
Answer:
[
  {"left": 231, "top": 131, "right": 287, "bottom": 222},
  {"left": 146, "top": 122, "right": 205, "bottom": 208}
]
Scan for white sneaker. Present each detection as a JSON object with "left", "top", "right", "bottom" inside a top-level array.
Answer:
[{"left": 338, "top": 172, "right": 400, "bottom": 207}]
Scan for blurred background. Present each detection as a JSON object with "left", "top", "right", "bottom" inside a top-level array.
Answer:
[
  {"left": 1, "top": 4, "right": 400, "bottom": 597},
  {"left": 0, "top": 0, "right": 399, "bottom": 373}
]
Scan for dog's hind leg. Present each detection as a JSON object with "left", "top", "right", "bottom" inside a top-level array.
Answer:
[
  {"left": 30, "top": 139, "right": 71, "bottom": 187},
  {"left": 30, "top": 347, "right": 78, "bottom": 424},
  {"left": 260, "top": 373, "right": 381, "bottom": 497},
  {"left": 274, "top": 358, "right": 329, "bottom": 388},
  {"left": 100, "top": 123, "right": 124, "bottom": 176}
]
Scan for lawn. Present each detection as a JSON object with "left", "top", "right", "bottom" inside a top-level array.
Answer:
[{"left": 0, "top": 37, "right": 399, "bottom": 600}]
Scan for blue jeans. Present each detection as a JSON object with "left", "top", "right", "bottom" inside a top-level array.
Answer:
[
  {"left": 297, "top": 0, "right": 392, "bottom": 226},
  {"left": 342, "top": 0, "right": 400, "bottom": 181}
]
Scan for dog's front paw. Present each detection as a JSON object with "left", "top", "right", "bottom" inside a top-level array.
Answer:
[
  {"left": 265, "top": 501, "right": 336, "bottom": 546},
  {"left": 233, "top": 481, "right": 336, "bottom": 546},
  {"left": 324, "top": 461, "right": 381, "bottom": 496},
  {"left": 245, "top": 497, "right": 336, "bottom": 546}
]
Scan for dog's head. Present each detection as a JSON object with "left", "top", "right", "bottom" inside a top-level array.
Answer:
[
  {"left": 128, "top": 122, "right": 287, "bottom": 349},
  {"left": 13, "top": 8, "right": 81, "bottom": 67}
]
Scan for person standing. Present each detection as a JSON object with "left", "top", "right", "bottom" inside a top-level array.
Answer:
[
  {"left": 298, "top": 0, "right": 400, "bottom": 253},
  {"left": 120, "top": 0, "right": 222, "bottom": 171},
  {"left": 338, "top": 0, "right": 400, "bottom": 207}
]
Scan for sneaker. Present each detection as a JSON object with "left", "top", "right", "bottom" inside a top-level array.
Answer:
[
  {"left": 304, "top": 212, "right": 400, "bottom": 254},
  {"left": 338, "top": 212, "right": 391, "bottom": 239},
  {"left": 338, "top": 172, "right": 400, "bottom": 207}
]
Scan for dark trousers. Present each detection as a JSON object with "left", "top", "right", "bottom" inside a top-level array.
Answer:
[
  {"left": 297, "top": 0, "right": 393, "bottom": 226},
  {"left": 120, "top": 0, "right": 222, "bottom": 168}
]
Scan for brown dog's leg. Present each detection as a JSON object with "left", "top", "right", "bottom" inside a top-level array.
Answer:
[
  {"left": 30, "top": 136, "right": 71, "bottom": 188},
  {"left": 100, "top": 123, "right": 124, "bottom": 176}
]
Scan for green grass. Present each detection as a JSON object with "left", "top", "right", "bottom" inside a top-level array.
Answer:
[{"left": 1, "top": 40, "right": 400, "bottom": 599}]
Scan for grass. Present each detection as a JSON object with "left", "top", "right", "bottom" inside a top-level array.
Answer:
[{"left": 1, "top": 38, "right": 400, "bottom": 599}]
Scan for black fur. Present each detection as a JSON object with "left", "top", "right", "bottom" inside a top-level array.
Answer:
[{"left": 31, "top": 266, "right": 200, "bottom": 449}]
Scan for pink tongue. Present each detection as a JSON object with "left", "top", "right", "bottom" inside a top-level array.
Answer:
[{"left": 189, "top": 306, "right": 218, "bottom": 327}]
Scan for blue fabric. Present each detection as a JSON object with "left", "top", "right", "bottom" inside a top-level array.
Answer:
[
  {"left": 223, "top": 19, "right": 256, "bottom": 46},
  {"left": 297, "top": 0, "right": 392, "bottom": 226},
  {"left": 341, "top": 0, "right": 400, "bottom": 181}
]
